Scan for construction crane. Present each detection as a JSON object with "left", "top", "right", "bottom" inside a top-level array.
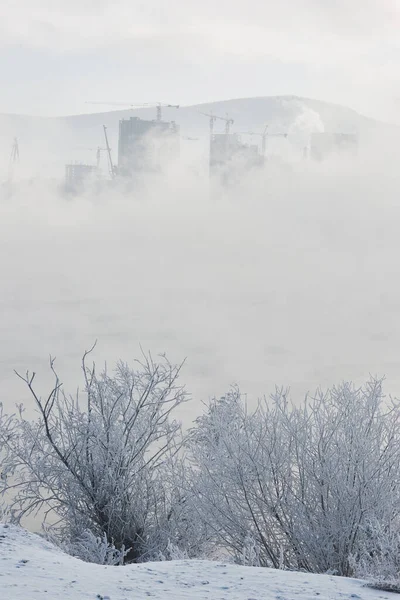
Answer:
[
  {"left": 103, "top": 125, "right": 116, "bottom": 179},
  {"left": 199, "top": 111, "right": 217, "bottom": 135},
  {"left": 238, "top": 125, "right": 288, "bottom": 155},
  {"left": 75, "top": 146, "right": 107, "bottom": 169},
  {"left": 85, "top": 102, "right": 179, "bottom": 122},
  {"left": 8, "top": 137, "right": 19, "bottom": 181},
  {"left": 154, "top": 103, "right": 179, "bottom": 122},
  {"left": 95, "top": 147, "right": 106, "bottom": 169},
  {"left": 199, "top": 112, "right": 234, "bottom": 135},
  {"left": 9, "top": 137, "right": 19, "bottom": 165}
]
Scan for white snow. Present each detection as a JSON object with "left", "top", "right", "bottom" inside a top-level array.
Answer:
[{"left": 0, "top": 523, "right": 395, "bottom": 600}]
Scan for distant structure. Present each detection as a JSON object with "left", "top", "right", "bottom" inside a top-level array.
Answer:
[
  {"left": 85, "top": 101, "right": 179, "bottom": 123},
  {"left": 238, "top": 127, "right": 288, "bottom": 159},
  {"left": 103, "top": 125, "right": 116, "bottom": 179},
  {"left": 9, "top": 137, "right": 19, "bottom": 165},
  {"left": 256, "top": 127, "right": 287, "bottom": 156},
  {"left": 118, "top": 117, "right": 180, "bottom": 178},
  {"left": 65, "top": 163, "right": 97, "bottom": 193},
  {"left": 199, "top": 111, "right": 234, "bottom": 137},
  {"left": 209, "top": 133, "right": 264, "bottom": 184},
  {"left": 202, "top": 113, "right": 287, "bottom": 185},
  {"left": 310, "top": 132, "right": 358, "bottom": 161},
  {"left": 8, "top": 137, "right": 19, "bottom": 182}
]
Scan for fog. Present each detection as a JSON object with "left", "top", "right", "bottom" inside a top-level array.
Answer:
[{"left": 1, "top": 137, "right": 400, "bottom": 423}]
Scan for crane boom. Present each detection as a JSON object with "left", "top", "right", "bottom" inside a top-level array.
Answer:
[
  {"left": 199, "top": 112, "right": 234, "bottom": 135},
  {"left": 155, "top": 103, "right": 179, "bottom": 121},
  {"left": 86, "top": 102, "right": 179, "bottom": 122},
  {"left": 237, "top": 126, "right": 287, "bottom": 155},
  {"left": 103, "top": 126, "right": 115, "bottom": 179},
  {"left": 199, "top": 112, "right": 217, "bottom": 135}
]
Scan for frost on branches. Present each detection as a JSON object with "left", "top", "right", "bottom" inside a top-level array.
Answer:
[
  {"left": 2, "top": 352, "right": 400, "bottom": 581},
  {"left": 61, "top": 529, "right": 129, "bottom": 565},
  {"left": 190, "top": 380, "right": 400, "bottom": 577},
  {"left": 0, "top": 347, "right": 205, "bottom": 563}
]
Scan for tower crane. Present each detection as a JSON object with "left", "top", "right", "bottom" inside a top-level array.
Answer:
[
  {"left": 85, "top": 101, "right": 179, "bottom": 122},
  {"left": 238, "top": 125, "right": 287, "bottom": 155},
  {"left": 95, "top": 147, "right": 106, "bottom": 169},
  {"left": 75, "top": 146, "right": 107, "bottom": 169},
  {"left": 199, "top": 112, "right": 234, "bottom": 135},
  {"left": 8, "top": 137, "right": 19, "bottom": 181},
  {"left": 154, "top": 103, "right": 179, "bottom": 122},
  {"left": 9, "top": 137, "right": 19, "bottom": 164},
  {"left": 199, "top": 112, "right": 216, "bottom": 135},
  {"left": 103, "top": 125, "right": 116, "bottom": 179}
]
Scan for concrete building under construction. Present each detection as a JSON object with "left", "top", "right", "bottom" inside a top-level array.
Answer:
[
  {"left": 65, "top": 163, "right": 97, "bottom": 192},
  {"left": 210, "top": 133, "right": 263, "bottom": 184},
  {"left": 118, "top": 117, "right": 180, "bottom": 178}
]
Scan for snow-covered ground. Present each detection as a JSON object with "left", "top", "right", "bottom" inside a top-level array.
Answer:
[{"left": 0, "top": 523, "right": 395, "bottom": 600}]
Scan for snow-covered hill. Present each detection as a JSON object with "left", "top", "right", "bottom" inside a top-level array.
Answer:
[{"left": 0, "top": 523, "right": 394, "bottom": 600}]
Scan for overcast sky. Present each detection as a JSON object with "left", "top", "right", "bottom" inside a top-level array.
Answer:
[{"left": 1, "top": 0, "right": 400, "bottom": 120}]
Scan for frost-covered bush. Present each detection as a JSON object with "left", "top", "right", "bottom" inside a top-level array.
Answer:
[
  {"left": 190, "top": 380, "right": 400, "bottom": 576},
  {"left": 350, "top": 519, "right": 400, "bottom": 590},
  {"left": 241, "top": 535, "right": 262, "bottom": 567},
  {"left": 0, "top": 348, "right": 198, "bottom": 563},
  {"left": 155, "top": 540, "right": 190, "bottom": 562},
  {"left": 3, "top": 354, "right": 400, "bottom": 576},
  {"left": 64, "top": 530, "right": 128, "bottom": 565}
]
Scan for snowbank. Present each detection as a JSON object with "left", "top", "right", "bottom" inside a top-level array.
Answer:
[{"left": 0, "top": 523, "right": 393, "bottom": 599}]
